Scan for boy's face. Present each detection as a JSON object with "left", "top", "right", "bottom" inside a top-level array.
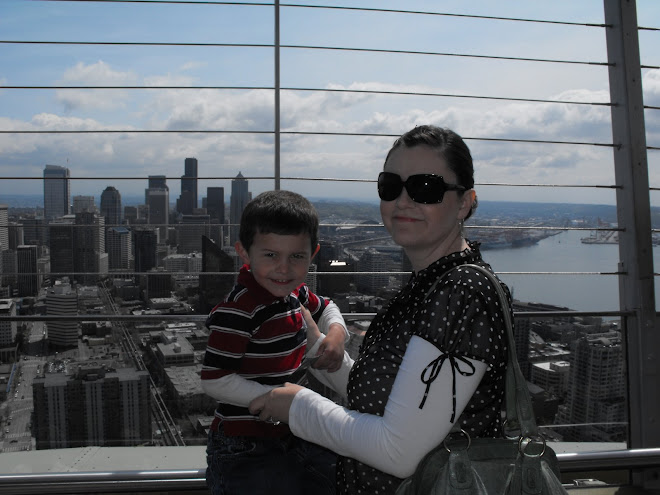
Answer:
[{"left": 235, "top": 231, "right": 319, "bottom": 298}]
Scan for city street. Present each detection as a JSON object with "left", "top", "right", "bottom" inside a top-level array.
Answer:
[{"left": 1, "top": 321, "right": 46, "bottom": 453}]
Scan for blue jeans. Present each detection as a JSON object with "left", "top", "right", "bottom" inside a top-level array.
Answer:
[{"left": 206, "top": 427, "right": 337, "bottom": 495}]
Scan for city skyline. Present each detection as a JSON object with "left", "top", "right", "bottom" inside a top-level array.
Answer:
[{"left": 0, "top": 1, "right": 658, "bottom": 206}]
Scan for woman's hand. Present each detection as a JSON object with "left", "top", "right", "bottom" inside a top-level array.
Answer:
[{"left": 248, "top": 383, "right": 304, "bottom": 425}]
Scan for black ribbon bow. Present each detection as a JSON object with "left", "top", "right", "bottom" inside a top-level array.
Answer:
[{"left": 419, "top": 352, "right": 476, "bottom": 423}]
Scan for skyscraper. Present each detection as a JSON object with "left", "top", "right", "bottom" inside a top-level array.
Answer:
[
  {"left": 49, "top": 216, "right": 75, "bottom": 282},
  {"left": 229, "top": 172, "right": 250, "bottom": 245},
  {"left": 177, "top": 213, "right": 210, "bottom": 254},
  {"left": 74, "top": 212, "right": 108, "bottom": 284},
  {"left": 133, "top": 228, "right": 158, "bottom": 273},
  {"left": 0, "top": 204, "right": 8, "bottom": 251},
  {"left": 145, "top": 176, "right": 169, "bottom": 240},
  {"left": 0, "top": 299, "right": 17, "bottom": 347},
  {"left": 46, "top": 280, "right": 79, "bottom": 347},
  {"left": 72, "top": 195, "right": 96, "bottom": 215},
  {"left": 107, "top": 227, "right": 133, "bottom": 271},
  {"left": 43, "top": 165, "right": 71, "bottom": 222},
  {"left": 204, "top": 187, "right": 225, "bottom": 247},
  {"left": 148, "top": 175, "right": 167, "bottom": 189},
  {"left": 199, "top": 235, "right": 235, "bottom": 313},
  {"left": 100, "top": 186, "right": 122, "bottom": 228},
  {"left": 17, "top": 244, "right": 39, "bottom": 297},
  {"left": 22, "top": 216, "right": 46, "bottom": 246},
  {"left": 178, "top": 157, "right": 198, "bottom": 215}
]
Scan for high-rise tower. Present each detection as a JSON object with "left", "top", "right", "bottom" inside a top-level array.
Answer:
[
  {"left": 43, "top": 165, "right": 71, "bottom": 222},
  {"left": 178, "top": 157, "right": 198, "bottom": 215},
  {"left": 145, "top": 175, "right": 169, "bottom": 240},
  {"left": 204, "top": 186, "right": 225, "bottom": 246},
  {"left": 100, "top": 186, "right": 122, "bottom": 228},
  {"left": 229, "top": 172, "right": 250, "bottom": 245},
  {"left": 0, "top": 204, "right": 8, "bottom": 252}
]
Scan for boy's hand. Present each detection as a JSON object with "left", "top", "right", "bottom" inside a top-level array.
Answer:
[{"left": 314, "top": 323, "right": 345, "bottom": 373}]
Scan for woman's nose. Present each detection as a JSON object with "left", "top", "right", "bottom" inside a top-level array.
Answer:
[{"left": 395, "top": 187, "right": 415, "bottom": 207}]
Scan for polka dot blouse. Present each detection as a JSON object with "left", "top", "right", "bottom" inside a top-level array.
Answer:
[{"left": 337, "top": 241, "right": 511, "bottom": 495}]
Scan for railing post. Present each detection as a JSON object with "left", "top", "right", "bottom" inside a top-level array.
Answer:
[
  {"left": 603, "top": 0, "right": 659, "bottom": 489},
  {"left": 274, "top": 0, "right": 281, "bottom": 190}
]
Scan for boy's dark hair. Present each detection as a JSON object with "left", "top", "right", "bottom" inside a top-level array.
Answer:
[{"left": 239, "top": 190, "right": 319, "bottom": 252}]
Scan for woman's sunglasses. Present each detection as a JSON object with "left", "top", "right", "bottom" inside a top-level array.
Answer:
[{"left": 377, "top": 172, "right": 466, "bottom": 204}]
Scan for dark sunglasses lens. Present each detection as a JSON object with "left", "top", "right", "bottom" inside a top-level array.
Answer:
[
  {"left": 406, "top": 175, "right": 445, "bottom": 204},
  {"left": 378, "top": 173, "right": 403, "bottom": 201}
]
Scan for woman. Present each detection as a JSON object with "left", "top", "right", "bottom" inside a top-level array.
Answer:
[{"left": 249, "top": 125, "right": 511, "bottom": 494}]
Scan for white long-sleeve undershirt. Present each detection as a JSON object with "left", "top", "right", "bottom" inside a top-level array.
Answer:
[
  {"left": 289, "top": 335, "right": 488, "bottom": 479},
  {"left": 201, "top": 301, "right": 348, "bottom": 406}
]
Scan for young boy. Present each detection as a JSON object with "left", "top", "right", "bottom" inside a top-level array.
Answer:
[{"left": 202, "top": 190, "right": 349, "bottom": 495}]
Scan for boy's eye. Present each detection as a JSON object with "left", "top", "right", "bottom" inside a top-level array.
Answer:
[{"left": 291, "top": 254, "right": 306, "bottom": 260}]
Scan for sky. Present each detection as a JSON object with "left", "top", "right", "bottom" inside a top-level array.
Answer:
[{"left": 0, "top": 0, "right": 659, "bottom": 207}]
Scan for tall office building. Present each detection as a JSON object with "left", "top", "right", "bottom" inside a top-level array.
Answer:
[
  {"left": 72, "top": 196, "right": 96, "bottom": 215},
  {"left": 74, "top": 212, "right": 108, "bottom": 284},
  {"left": 0, "top": 299, "right": 17, "bottom": 347},
  {"left": 148, "top": 175, "right": 167, "bottom": 189},
  {"left": 145, "top": 176, "right": 169, "bottom": 239},
  {"left": 556, "top": 331, "right": 626, "bottom": 442},
  {"left": 178, "top": 158, "right": 198, "bottom": 215},
  {"left": 49, "top": 216, "right": 75, "bottom": 282},
  {"left": 0, "top": 204, "right": 8, "bottom": 251},
  {"left": 8, "top": 222, "right": 25, "bottom": 250},
  {"left": 133, "top": 228, "right": 158, "bottom": 273},
  {"left": 199, "top": 235, "right": 235, "bottom": 313},
  {"left": 229, "top": 172, "right": 250, "bottom": 245},
  {"left": 204, "top": 187, "right": 225, "bottom": 247},
  {"left": 43, "top": 165, "right": 71, "bottom": 221},
  {"left": 33, "top": 364, "right": 151, "bottom": 449},
  {"left": 46, "top": 280, "right": 79, "bottom": 347},
  {"left": 100, "top": 186, "right": 122, "bottom": 228},
  {"left": 22, "top": 216, "right": 46, "bottom": 246},
  {"left": 17, "top": 244, "right": 39, "bottom": 297},
  {"left": 107, "top": 227, "right": 133, "bottom": 271},
  {"left": 356, "top": 247, "right": 393, "bottom": 294},
  {"left": 177, "top": 214, "right": 210, "bottom": 254}
]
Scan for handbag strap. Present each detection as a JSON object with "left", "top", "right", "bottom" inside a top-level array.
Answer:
[{"left": 461, "top": 264, "right": 538, "bottom": 439}]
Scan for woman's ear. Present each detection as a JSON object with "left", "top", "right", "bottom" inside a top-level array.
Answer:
[
  {"left": 459, "top": 189, "right": 476, "bottom": 220},
  {"left": 235, "top": 241, "right": 250, "bottom": 265}
]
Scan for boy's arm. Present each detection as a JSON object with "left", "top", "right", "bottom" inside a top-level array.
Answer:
[
  {"left": 202, "top": 374, "right": 276, "bottom": 407},
  {"left": 202, "top": 305, "right": 275, "bottom": 406},
  {"left": 313, "top": 301, "right": 349, "bottom": 372},
  {"left": 317, "top": 301, "right": 350, "bottom": 342}
]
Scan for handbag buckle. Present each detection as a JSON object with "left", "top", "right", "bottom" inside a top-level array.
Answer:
[
  {"left": 518, "top": 435, "right": 547, "bottom": 457},
  {"left": 443, "top": 428, "right": 471, "bottom": 453}
]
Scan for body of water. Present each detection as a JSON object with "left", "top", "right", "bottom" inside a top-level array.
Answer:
[{"left": 480, "top": 229, "right": 659, "bottom": 312}]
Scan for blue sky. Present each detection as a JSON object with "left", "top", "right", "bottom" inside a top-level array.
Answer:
[{"left": 0, "top": 0, "right": 659, "bottom": 206}]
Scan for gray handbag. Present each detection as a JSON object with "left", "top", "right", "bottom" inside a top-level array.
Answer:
[{"left": 396, "top": 264, "right": 569, "bottom": 495}]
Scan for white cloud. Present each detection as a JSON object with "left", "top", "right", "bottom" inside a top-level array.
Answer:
[{"left": 56, "top": 61, "right": 138, "bottom": 111}]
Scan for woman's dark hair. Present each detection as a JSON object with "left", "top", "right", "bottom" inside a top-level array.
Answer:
[
  {"left": 239, "top": 190, "right": 319, "bottom": 252},
  {"left": 384, "top": 125, "right": 478, "bottom": 219}
]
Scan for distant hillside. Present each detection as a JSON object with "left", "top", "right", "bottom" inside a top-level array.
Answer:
[{"left": 3, "top": 194, "right": 658, "bottom": 229}]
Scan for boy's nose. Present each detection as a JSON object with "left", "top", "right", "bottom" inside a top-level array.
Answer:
[{"left": 274, "top": 258, "right": 290, "bottom": 273}]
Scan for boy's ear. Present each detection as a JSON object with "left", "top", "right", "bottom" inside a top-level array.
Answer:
[
  {"left": 311, "top": 243, "right": 321, "bottom": 260},
  {"left": 235, "top": 241, "right": 250, "bottom": 265}
]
